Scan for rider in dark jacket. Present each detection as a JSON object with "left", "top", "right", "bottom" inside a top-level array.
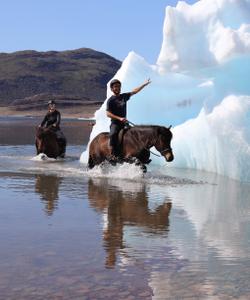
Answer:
[
  {"left": 106, "top": 78, "right": 151, "bottom": 160},
  {"left": 40, "top": 100, "right": 66, "bottom": 155},
  {"left": 40, "top": 102, "right": 61, "bottom": 129}
]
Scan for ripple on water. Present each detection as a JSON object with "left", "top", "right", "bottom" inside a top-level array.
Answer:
[{"left": 1, "top": 145, "right": 204, "bottom": 186}]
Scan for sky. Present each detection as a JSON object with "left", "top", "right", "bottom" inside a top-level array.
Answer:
[{"left": 0, "top": 0, "right": 198, "bottom": 64}]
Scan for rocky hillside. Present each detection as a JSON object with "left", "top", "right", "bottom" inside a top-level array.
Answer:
[{"left": 0, "top": 48, "right": 121, "bottom": 112}]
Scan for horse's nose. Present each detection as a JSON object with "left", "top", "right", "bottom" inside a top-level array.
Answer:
[{"left": 165, "top": 152, "right": 174, "bottom": 162}]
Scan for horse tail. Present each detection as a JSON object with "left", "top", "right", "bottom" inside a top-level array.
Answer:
[{"left": 88, "top": 155, "right": 95, "bottom": 169}]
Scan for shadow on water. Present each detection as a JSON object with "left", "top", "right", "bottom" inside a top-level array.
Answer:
[
  {"left": 35, "top": 174, "right": 62, "bottom": 216},
  {"left": 88, "top": 178, "right": 172, "bottom": 269}
]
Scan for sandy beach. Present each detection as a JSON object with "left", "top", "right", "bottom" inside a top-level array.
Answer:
[{"left": 0, "top": 104, "right": 100, "bottom": 119}]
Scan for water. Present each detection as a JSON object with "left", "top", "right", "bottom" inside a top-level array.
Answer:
[{"left": 0, "top": 116, "right": 250, "bottom": 299}]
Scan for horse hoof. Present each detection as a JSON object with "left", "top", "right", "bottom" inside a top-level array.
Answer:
[
  {"left": 141, "top": 165, "right": 147, "bottom": 173},
  {"left": 107, "top": 155, "right": 120, "bottom": 165},
  {"left": 134, "top": 158, "right": 141, "bottom": 166}
]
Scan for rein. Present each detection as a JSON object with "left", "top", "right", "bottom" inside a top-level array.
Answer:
[
  {"left": 126, "top": 120, "right": 172, "bottom": 157},
  {"left": 148, "top": 148, "right": 172, "bottom": 158}
]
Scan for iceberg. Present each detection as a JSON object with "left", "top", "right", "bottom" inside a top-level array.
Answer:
[{"left": 81, "top": 0, "right": 250, "bottom": 182}]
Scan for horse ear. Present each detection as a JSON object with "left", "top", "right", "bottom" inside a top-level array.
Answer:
[{"left": 168, "top": 125, "right": 172, "bottom": 130}]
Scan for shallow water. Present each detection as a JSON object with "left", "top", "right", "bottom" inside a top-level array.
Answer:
[{"left": 0, "top": 116, "right": 250, "bottom": 299}]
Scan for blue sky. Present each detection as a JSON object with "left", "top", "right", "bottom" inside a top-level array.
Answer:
[{"left": 0, "top": 0, "right": 198, "bottom": 63}]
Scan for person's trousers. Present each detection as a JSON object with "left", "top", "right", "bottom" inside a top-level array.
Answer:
[{"left": 109, "top": 122, "right": 124, "bottom": 157}]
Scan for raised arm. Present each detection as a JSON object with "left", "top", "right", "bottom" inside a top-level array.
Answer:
[{"left": 130, "top": 78, "right": 151, "bottom": 96}]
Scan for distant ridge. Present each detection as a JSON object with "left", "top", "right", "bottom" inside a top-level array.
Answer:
[{"left": 0, "top": 48, "right": 121, "bottom": 113}]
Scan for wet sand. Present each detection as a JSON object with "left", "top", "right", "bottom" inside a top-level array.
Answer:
[{"left": 0, "top": 104, "right": 100, "bottom": 119}]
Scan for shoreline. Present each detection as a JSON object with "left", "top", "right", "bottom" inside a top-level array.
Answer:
[{"left": 0, "top": 104, "right": 100, "bottom": 119}]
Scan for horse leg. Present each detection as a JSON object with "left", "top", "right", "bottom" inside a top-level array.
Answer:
[
  {"left": 133, "top": 159, "right": 147, "bottom": 173},
  {"left": 123, "top": 156, "right": 147, "bottom": 173},
  {"left": 57, "top": 139, "right": 66, "bottom": 158},
  {"left": 88, "top": 154, "right": 106, "bottom": 169},
  {"left": 35, "top": 140, "right": 39, "bottom": 155},
  {"left": 138, "top": 149, "right": 151, "bottom": 164},
  {"left": 88, "top": 155, "right": 95, "bottom": 169},
  {"left": 141, "top": 164, "right": 147, "bottom": 173},
  {"left": 35, "top": 139, "right": 41, "bottom": 155}
]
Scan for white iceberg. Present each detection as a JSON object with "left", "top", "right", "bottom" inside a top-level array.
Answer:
[{"left": 81, "top": 0, "right": 250, "bottom": 181}]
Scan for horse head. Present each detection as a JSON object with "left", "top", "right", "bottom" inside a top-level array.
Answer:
[
  {"left": 36, "top": 126, "right": 57, "bottom": 139},
  {"left": 36, "top": 127, "right": 45, "bottom": 153},
  {"left": 36, "top": 126, "right": 46, "bottom": 139},
  {"left": 35, "top": 126, "right": 59, "bottom": 158},
  {"left": 154, "top": 126, "right": 174, "bottom": 162}
]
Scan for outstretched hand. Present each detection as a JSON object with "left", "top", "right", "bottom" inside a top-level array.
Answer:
[
  {"left": 144, "top": 78, "right": 151, "bottom": 86},
  {"left": 131, "top": 78, "right": 152, "bottom": 95}
]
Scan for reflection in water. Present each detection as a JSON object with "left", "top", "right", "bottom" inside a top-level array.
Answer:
[
  {"left": 2, "top": 116, "right": 250, "bottom": 298},
  {"left": 88, "top": 178, "right": 172, "bottom": 268},
  {"left": 35, "top": 174, "right": 62, "bottom": 216}
]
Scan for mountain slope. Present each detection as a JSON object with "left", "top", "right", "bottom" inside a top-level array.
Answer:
[{"left": 0, "top": 48, "right": 121, "bottom": 112}]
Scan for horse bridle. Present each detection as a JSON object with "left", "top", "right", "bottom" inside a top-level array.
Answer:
[
  {"left": 160, "top": 147, "right": 172, "bottom": 156},
  {"left": 148, "top": 128, "right": 173, "bottom": 157},
  {"left": 147, "top": 146, "right": 172, "bottom": 157}
]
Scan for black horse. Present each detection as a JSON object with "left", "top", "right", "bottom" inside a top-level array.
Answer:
[
  {"left": 88, "top": 125, "right": 174, "bottom": 172},
  {"left": 35, "top": 127, "right": 66, "bottom": 159}
]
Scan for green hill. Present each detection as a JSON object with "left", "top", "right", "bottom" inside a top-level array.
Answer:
[{"left": 0, "top": 48, "right": 121, "bottom": 114}]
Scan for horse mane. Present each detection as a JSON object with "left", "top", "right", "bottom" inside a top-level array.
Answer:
[
  {"left": 132, "top": 124, "right": 159, "bottom": 127},
  {"left": 128, "top": 125, "right": 171, "bottom": 134},
  {"left": 130, "top": 124, "right": 171, "bottom": 130},
  {"left": 36, "top": 127, "right": 56, "bottom": 139},
  {"left": 36, "top": 127, "right": 44, "bottom": 139},
  {"left": 128, "top": 125, "right": 158, "bottom": 135}
]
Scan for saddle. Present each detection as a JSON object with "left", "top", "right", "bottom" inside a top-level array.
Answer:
[{"left": 118, "top": 124, "right": 151, "bottom": 164}]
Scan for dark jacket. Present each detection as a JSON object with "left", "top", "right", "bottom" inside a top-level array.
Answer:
[{"left": 41, "top": 110, "right": 61, "bottom": 129}]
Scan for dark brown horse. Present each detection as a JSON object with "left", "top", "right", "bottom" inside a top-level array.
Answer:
[
  {"left": 35, "top": 127, "right": 66, "bottom": 159},
  {"left": 88, "top": 125, "right": 174, "bottom": 171}
]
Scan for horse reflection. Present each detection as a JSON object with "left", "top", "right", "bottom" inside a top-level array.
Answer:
[
  {"left": 88, "top": 179, "right": 172, "bottom": 268},
  {"left": 35, "top": 174, "right": 62, "bottom": 216}
]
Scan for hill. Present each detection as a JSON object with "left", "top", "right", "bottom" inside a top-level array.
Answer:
[{"left": 0, "top": 48, "right": 121, "bottom": 116}]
